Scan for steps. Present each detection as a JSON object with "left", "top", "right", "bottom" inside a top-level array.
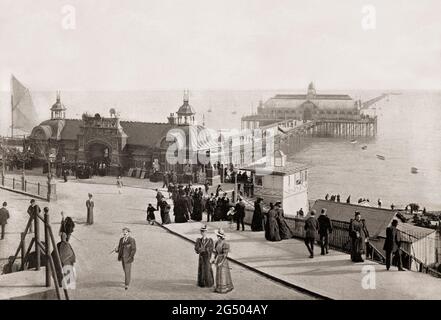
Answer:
[{"left": 0, "top": 268, "right": 50, "bottom": 300}]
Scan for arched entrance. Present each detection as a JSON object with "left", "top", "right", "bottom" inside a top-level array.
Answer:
[
  {"left": 303, "top": 108, "right": 313, "bottom": 121},
  {"left": 86, "top": 142, "right": 112, "bottom": 176}
]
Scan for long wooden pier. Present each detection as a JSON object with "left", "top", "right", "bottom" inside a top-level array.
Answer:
[{"left": 276, "top": 118, "right": 377, "bottom": 138}]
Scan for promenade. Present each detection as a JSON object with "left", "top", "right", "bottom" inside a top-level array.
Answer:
[
  {"left": 0, "top": 178, "right": 311, "bottom": 300},
  {"left": 1, "top": 176, "right": 441, "bottom": 300},
  {"left": 162, "top": 220, "right": 441, "bottom": 300}
]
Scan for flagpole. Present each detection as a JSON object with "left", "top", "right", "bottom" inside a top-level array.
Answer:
[{"left": 10, "top": 76, "right": 13, "bottom": 138}]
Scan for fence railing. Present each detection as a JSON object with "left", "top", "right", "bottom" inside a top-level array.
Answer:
[
  {"left": 0, "top": 174, "right": 49, "bottom": 200},
  {"left": 285, "top": 216, "right": 441, "bottom": 277},
  {"left": 8, "top": 209, "right": 69, "bottom": 300}
]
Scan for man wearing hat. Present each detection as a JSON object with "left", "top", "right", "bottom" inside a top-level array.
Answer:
[
  {"left": 115, "top": 227, "right": 137, "bottom": 290},
  {"left": 235, "top": 197, "right": 246, "bottom": 231},
  {"left": 0, "top": 202, "right": 10, "bottom": 240},
  {"left": 86, "top": 193, "right": 94, "bottom": 225},
  {"left": 27, "top": 199, "right": 41, "bottom": 233},
  {"left": 318, "top": 208, "right": 332, "bottom": 255},
  {"left": 194, "top": 225, "right": 214, "bottom": 287},
  {"left": 304, "top": 209, "right": 319, "bottom": 258}
]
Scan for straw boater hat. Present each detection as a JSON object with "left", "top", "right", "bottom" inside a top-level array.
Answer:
[
  {"left": 215, "top": 228, "right": 225, "bottom": 239},
  {"left": 200, "top": 225, "right": 208, "bottom": 232}
]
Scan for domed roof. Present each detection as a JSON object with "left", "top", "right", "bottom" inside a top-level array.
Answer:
[
  {"left": 177, "top": 90, "right": 196, "bottom": 116},
  {"left": 177, "top": 101, "right": 195, "bottom": 115},
  {"left": 51, "top": 91, "right": 66, "bottom": 111}
]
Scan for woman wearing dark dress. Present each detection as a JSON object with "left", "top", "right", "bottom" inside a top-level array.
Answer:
[
  {"left": 264, "top": 203, "right": 281, "bottom": 242},
  {"left": 349, "top": 211, "right": 370, "bottom": 262},
  {"left": 251, "top": 198, "right": 264, "bottom": 231},
  {"left": 212, "top": 228, "right": 234, "bottom": 294},
  {"left": 174, "top": 193, "right": 189, "bottom": 223},
  {"left": 275, "top": 202, "right": 293, "bottom": 239},
  {"left": 191, "top": 192, "right": 203, "bottom": 221},
  {"left": 159, "top": 199, "right": 171, "bottom": 224},
  {"left": 213, "top": 197, "right": 223, "bottom": 221},
  {"left": 194, "top": 225, "right": 214, "bottom": 287}
]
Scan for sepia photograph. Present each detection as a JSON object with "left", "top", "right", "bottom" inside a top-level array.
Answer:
[{"left": 0, "top": 0, "right": 440, "bottom": 312}]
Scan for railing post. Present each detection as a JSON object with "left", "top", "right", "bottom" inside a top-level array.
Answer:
[
  {"left": 20, "top": 232, "right": 26, "bottom": 270},
  {"left": 24, "top": 180, "right": 27, "bottom": 192},
  {"left": 1, "top": 172, "right": 4, "bottom": 186},
  {"left": 21, "top": 174, "right": 25, "bottom": 191},
  {"left": 12, "top": 177, "right": 15, "bottom": 189},
  {"left": 38, "top": 182, "right": 40, "bottom": 195},
  {"left": 35, "top": 210, "right": 40, "bottom": 270},
  {"left": 44, "top": 211, "right": 51, "bottom": 287}
]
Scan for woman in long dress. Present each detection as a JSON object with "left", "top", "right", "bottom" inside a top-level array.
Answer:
[
  {"left": 264, "top": 203, "right": 281, "bottom": 241},
  {"left": 251, "top": 198, "right": 264, "bottom": 231},
  {"left": 275, "top": 202, "right": 293, "bottom": 239},
  {"left": 194, "top": 225, "right": 214, "bottom": 287},
  {"left": 159, "top": 198, "right": 171, "bottom": 224},
  {"left": 174, "top": 193, "right": 189, "bottom": 223},
  {"left": 212, "top": 228, "right": 234, "bottom": 294},
  {"left": 349, "top": 211, "right": 369, "bottom": 262}
]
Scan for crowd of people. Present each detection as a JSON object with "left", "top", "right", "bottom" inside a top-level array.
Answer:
[{"left": 325, "top": 193, "right": 398, "bottom": 210}]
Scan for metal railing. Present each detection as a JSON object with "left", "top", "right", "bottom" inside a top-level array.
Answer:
[
  {"left": 0, "top": 174, "right": 49, "bottom": 200},
  {"left": 8, "top": 209, "right": 69, "bottom": 300}
]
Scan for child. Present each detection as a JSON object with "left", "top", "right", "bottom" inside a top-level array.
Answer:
[{"left": 146, "top": 203, "right": 157, "bottom": 225}]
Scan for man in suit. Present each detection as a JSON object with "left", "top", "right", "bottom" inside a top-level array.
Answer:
[
  {"left": 383, "top": 219, "right": 405, "bottom": 271},
  {"left": 27, "top": 199, "right": 40, "bottom": 233},
  {"left": 115, "top": 227, "right": 137, "bottom": 290},
  {"left": 318, "top": 208, "right": 333, "bottom": 255},
  {"left": 0, "top": 202, "right": 10, "bottom": 240},
  {"left": 304, "top": 210, "right": 319, "bottom": 258},
  {"left": 235, "top": 197, "right": 246, "bottom": 231}
]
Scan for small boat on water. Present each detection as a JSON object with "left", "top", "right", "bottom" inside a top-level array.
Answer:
[
  {"left": 231, "top": 111, "right": 237, "bottom": 115},
  {"left": 361, "top": 145, "right": 367, "bottom": 150},
  {"left": 207, "top": 108, "right": 212, "bottom": 113},
  {"left": 411, "top": 167, "right": 418, "bottom": 174},
  {"left": 376, "top": 155, "right": 386, "bottom": 160},
  {"left": 350, "top": 139, "right": 358, "bottom": 144}
]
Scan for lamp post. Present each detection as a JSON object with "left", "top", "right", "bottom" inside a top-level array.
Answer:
[
  {"left": 233, "top": 166, "right": 238, "bottom": 203},
  {"left": 0, "top": 137, "right": 6, "bottom": 177}
]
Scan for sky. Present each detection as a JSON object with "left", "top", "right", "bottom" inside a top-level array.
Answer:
[{"left": 0, "top": 0, "right": 440, "bottom": 91}]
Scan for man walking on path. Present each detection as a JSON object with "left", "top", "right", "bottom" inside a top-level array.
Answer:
[
  {"left": 304, "top": 210, "right": 319, "bottom": 258},
  {"left": 115, "top": 227, "right": 137, "bottom": 290},
  {"left": 318, "top": 208, "right": 332, "bottom": 255},
  {"left": 0, "top": 202, "right": 10, "bottom": 240},
  {"left": 155, "top": 189, "right": 163, "bottom": 210},
  {"left": 235, "top": 197, "right": 246, "bottom": 231},
  {"left": 86, "top": 193, "right": 94, "bottom": 225},
  {"left": 383, "top": 219, "right": 405, "bottom": 271},
  {"left": 27, "top": 199, "right": 40, "bottom": 233}
]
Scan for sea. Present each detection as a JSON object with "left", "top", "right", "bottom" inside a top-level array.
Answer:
[{"left": 1, "top": 89, "right": 441, "bottom": 210}]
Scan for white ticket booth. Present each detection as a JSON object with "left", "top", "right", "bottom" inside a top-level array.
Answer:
[{"left": 240, "top": 150, "right": 309, "bottom": 217}]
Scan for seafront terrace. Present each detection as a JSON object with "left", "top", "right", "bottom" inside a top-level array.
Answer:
[{"left": 1, "top": 177, "right": 440, "bottom": 300}]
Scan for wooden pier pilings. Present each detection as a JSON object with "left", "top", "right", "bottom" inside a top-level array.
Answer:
[{"left": 296, "top": 119, "right": 377, "bottom": 138}]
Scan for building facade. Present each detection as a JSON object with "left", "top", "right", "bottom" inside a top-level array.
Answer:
[
  {"left": 29, "top": 91, "right": 272, "bottom": 182},
  {"left": 242, "top": 82, "right": 363, "bottom": 129}
]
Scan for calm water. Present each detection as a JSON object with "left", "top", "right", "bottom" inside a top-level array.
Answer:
[{"left": 1, "top": 90, "right": 441, "bottom": 209}]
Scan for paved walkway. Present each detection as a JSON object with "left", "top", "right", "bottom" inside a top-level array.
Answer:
[
  {"left": 162, "top": 219, "right": 441, "bottom": 300},
  {"left": 0, "top": 180, "right": 312, "bottom": 300}
]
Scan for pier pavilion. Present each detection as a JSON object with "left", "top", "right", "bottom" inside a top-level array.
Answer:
[{"left": 241, "top": 82, "right": 377, "bottom": 138}]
